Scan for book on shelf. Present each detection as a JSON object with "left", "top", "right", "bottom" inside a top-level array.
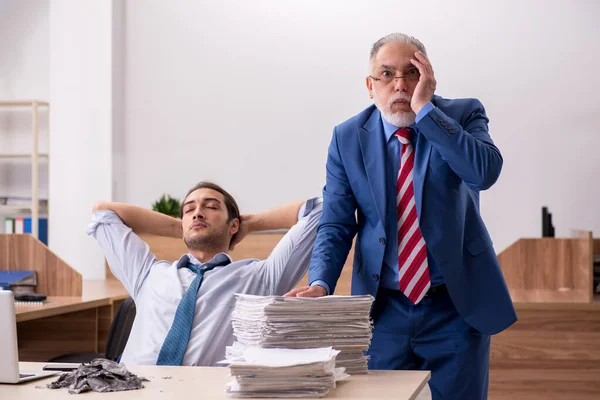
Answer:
[
  {"left": 14, "top": 217, "right": 24, "bottom": 233},
  {"left": 4, "top": 217, "right": 12, "bottom": 233},
  {"left": 25, "top": 217, "right": 48, "bottom": 245},
  {"left": 2, "top": 217, "right": 48, "bottom": 245}
]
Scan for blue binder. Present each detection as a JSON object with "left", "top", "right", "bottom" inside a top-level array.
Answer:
[{"left": 23, "top": 218, "right": 48, "bottom": 245}]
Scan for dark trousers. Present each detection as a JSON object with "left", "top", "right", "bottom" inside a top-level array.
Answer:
[{"left": 367, "top": 287, "right": 490, "bottom": 400}]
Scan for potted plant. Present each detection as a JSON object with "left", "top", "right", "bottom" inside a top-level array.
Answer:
[{"left": 151, "top": 194, "right": 181, "bottom": 218}]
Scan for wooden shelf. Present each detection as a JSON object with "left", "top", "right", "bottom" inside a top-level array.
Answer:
[
  {"left": 0, "top": 99, "right": 49, "bottom": 239},
  {"left": 0, "top": 204, "right": 48, "bottom": 215},
  {"left": 0, "top": 100, "right": 49, "bottom": 107},
  {"left": 0, "top": 153, "right": 48, "bottom": 158},
  {"left": 0, "top": 204, "right": 33, "bottom": 211}
]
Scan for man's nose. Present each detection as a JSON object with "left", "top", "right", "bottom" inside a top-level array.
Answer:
[
  {"left": 193, "top": 209, "right": 205, "bottom": 219},
  {"left": 393, "top": 76, "right": 409, "bottom": 92}
]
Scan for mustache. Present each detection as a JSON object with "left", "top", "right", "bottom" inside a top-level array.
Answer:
[
  {"left": 388, "top": 93, "right": 412, "bottom": 105},
  {"left": 190, "top": 221, "right": 208, "bottom": 229}
]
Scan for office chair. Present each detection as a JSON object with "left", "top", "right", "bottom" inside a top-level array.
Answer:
[{"left": 48, "top": 297, "right": 136, "bottom": 363}]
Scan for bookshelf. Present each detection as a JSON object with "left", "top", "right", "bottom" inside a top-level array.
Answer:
[{"left": 0, "top": 100, "right": 49, "bottom": 240}]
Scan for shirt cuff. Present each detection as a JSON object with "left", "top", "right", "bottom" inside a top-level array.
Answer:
[
  {"left": 415, "top": 102, "right": 435, "bottom": 123},
  {"left": 86, "top": 210, "right": 125, "bottom": 235},
  {"left": 310, "top": 280, "right": 331, "bottom": 295}
]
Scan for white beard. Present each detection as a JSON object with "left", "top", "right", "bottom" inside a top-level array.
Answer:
[
  {"left": 373, "top": 91, "right": 416, "bottom": 128},
  {"left": 381, "top": 109, "right": 416, "bottom": 128}
]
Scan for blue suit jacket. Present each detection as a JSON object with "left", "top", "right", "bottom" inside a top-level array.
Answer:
[{"left": 309, "top": 95, "right": 517, "bottom": 335}]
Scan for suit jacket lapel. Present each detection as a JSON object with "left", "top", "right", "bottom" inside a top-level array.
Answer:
[
  {"left": 358, "top": 109, "right": 387, "bottom": 227},
  {"left": 413, "top": 129, "right": 431, "bottom": 218},
  {"left": 413, "top": 96, "right": 437, "bottom": 219}
]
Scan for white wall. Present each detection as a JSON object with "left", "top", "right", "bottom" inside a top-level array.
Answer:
[
  {"left": 0, "top": 1, "right": 49, "bottom": 100},
  {"left": 121, "top": 0, "right": 600, "bottom": 252},
  {"left": 2, "top": 0, "right": 599, "bottom": 275},
  {"left": 0, "top": 0, "right": 49, "bottom": 222},
  {"left": 48, "top": 0, "right": 116, "bottom": 279}
]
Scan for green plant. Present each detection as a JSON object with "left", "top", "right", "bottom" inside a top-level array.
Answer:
[{"left": 152, "top": 194, "right": 181, "bottom": 218}]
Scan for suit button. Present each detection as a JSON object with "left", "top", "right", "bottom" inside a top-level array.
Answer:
[
  {"left": 448, "top": 129, "right": 456, "bottom": 134},
  {"left": 379, "top": 238, "right": 386, "bottom": 245},
  {"left": 372, "top": 273, "right": 380, "bottom": 281}
]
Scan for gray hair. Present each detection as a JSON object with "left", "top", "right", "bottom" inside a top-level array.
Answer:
[{"left": 369, "top": 33, "right": 427, "bottom": 63}]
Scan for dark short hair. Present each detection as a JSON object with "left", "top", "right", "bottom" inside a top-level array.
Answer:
[{"left": 179, "top": 181, "right": 240, "bottom": 223}]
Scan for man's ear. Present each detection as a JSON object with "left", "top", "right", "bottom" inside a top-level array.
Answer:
[
  {"left": 366, "top": 76, "right": 373, "bottom": 99},
  {"left": 230, "top": 218, "right": 240, "bottom": 236}
]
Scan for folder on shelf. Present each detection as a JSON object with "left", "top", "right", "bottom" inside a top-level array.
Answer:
[
  {"left": 24, "top": 218, "right": 48, "bottom": 245},
  {"left": 1, "top": 218, "right": 48, "bottom": 245},
  {"left": 3, "top": 218, "right": 14, "bottom": 233},
  {"left": 14, "top": 218, "right": 24, "bottom": 234}
]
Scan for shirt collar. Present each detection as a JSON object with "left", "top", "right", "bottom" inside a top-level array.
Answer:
[
  {"left": 176, "top": 252, "right": 233, "bottom": 269},
  {"left": 380, "top": 114, "right": 416, "bottom": 143}
]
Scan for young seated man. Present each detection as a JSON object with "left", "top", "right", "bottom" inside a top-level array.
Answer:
[{"left": 88, "top": 181, "right": 322, "bottom": 366}]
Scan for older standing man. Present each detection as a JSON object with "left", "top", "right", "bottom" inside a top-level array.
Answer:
[{"left": 286, "top": 33, "right": 516, "bottom": 399}]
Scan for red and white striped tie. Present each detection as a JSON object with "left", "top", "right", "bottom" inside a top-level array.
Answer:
[{"left": 395, "top": 128, "right": 430, "bottom": 304}]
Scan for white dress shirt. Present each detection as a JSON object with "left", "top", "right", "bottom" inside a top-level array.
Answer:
[{"left": 86, "top": 197, "right": 322, "bottom": 366}]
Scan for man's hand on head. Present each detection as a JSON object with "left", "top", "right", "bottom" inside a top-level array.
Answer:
[
  {"left": 410, "top": 51, "right": 437, "bottom": 115},
  {"left": 283, "top": 285, "right": 327, "bottom": 298}
]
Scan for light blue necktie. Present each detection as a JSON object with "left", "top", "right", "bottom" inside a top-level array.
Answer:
[{"left": 156, "top": 253, "right": 230, "bottom": 366}]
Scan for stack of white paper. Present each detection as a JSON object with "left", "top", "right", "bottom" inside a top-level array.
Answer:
[
  {"left": 222, "top": 347, "right": 348, "bottom": 398},
  {"left": 228, "top": 294, "right": 375, "bottom": 375}
]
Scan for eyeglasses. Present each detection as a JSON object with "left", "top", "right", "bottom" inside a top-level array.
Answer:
[{"left": 369, "top": 69, "right": 420, "bottom": 85}]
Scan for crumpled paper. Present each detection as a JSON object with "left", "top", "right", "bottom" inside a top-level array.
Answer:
[{"left": 46, "top": 358, "right": 149, "bottom": 394}]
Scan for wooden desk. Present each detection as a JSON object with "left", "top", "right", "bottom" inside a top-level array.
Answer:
[
  {"left": 489, "top": 300, "right": 600, "bottom": 400},
  {"left": 15, "top": 279, "right": 129, "bottom": 361},
  {"left": 492, "top": 230, "right": 600, "bottom": 399},
  {"left": 3, "top": 363, "right": 431, "bottom": 400}
]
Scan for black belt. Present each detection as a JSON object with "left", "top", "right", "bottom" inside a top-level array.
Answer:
[
  {"left": 424, "top": 284, "right": 447, "bottom": 297},
  {"left": 379, "top": 284, "right": 447, "bottom": 298}
]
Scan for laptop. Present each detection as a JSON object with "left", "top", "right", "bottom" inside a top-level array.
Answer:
[{"left": 0, "top": 290, "right": 58, "bottom": 383}]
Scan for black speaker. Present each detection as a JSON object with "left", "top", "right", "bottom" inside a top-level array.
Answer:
[{"left": 542, "top": 206, "right": 555, "bottom": 238}]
